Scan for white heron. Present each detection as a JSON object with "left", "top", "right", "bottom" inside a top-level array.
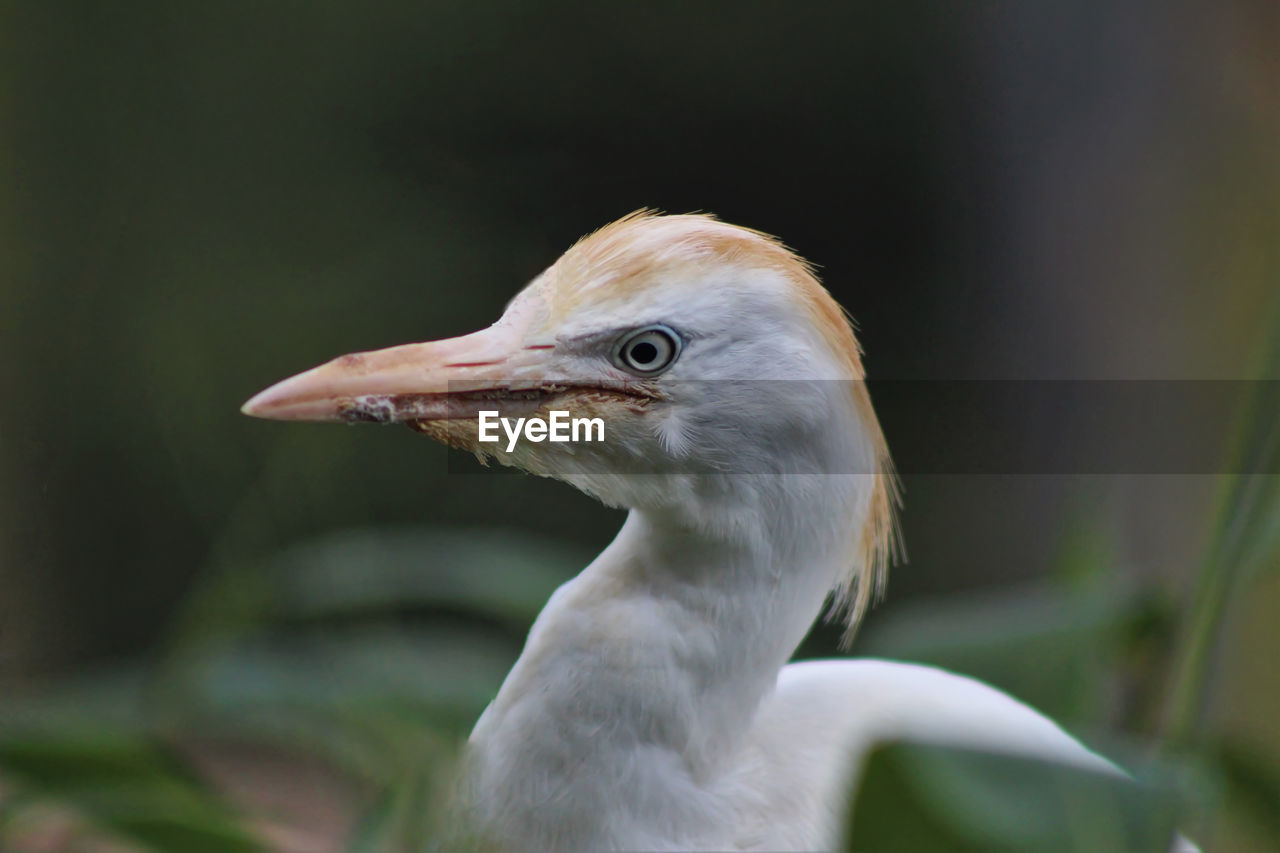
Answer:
[{"left": 242, "top": 212, "right": 1193, "bottom": 852}]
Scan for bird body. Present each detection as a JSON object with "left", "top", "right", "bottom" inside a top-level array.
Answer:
[
  {"left": 243, "top": 212, "right": 1189, "bottom": 851},
  {"left": 457, "top": 518, "right": 1114, "bottom": 851}
]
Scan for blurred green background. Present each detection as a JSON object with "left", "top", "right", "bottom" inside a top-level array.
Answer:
[{"left": 1, "top": 2, "right": 1277, "bottom": 851}]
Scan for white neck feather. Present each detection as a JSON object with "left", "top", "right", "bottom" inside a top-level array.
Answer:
[{"left": 460, "top": 469, "right": 873, "bottom": 851}]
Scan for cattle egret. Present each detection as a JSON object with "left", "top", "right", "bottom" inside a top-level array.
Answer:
[{"left": 243, "top": 212, "right": 1195, "bottom": 852}]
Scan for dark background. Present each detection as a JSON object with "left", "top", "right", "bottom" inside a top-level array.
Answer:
[{"left": 1, "top": 2, "right": 1276, "bottom": 850}]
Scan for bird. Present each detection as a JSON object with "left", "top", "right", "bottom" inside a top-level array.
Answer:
[{"left": 242, "top": 211, "right": 1194, "bottom": 852}]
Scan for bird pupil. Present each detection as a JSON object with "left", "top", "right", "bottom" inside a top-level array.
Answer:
[{"left": 630, "top": 342, "right": 658, "bottom": 364}]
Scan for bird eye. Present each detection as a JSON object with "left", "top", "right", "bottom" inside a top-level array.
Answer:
[{"left": 613, "top": 325, "right": 681, "bottom": 376}]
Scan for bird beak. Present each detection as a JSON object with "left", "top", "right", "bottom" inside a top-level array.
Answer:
[{"left": 241, "top": 323, "right": 554, "bottom": 424}]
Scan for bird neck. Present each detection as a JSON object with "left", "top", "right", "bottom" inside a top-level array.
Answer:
[
  {"left": 463, "top": 472, "right": 870, "bottom": 848},
  {"left": 600, "top": 493, "right": 853, "bottom": 744}
]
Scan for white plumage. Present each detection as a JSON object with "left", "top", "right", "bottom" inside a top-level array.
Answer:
[{"left": 243, "top": 212, "right": 1194, "bottom": 851}]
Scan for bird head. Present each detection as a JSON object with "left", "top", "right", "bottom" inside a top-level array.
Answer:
[{"left": 243, "top": 211, "right": 897, "bottom": 628}]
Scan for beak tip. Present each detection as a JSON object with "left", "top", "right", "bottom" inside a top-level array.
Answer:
[
  {"left": 239, "top": 373, "right": 349, "bottom": 423},
  {"left": 241, "top": 381, "right": 294, "bottom": 420},
  {"left": 240, "top": 392, "right": 272, "bottom": 419}
]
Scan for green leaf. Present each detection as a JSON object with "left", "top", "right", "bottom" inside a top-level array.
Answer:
[
  {"left": 268, "top": 527, "right": 586, "bottom": 625},
  {"left": 846, "top": 741, "right": 1181, "bottom": 852},
  {"left": 1162, "top": 303, "right": 1280, "bottom": 746},
  {"left": 855, "top": 578, "right": 1150, "bottom": 723},
  {"left": 173, "top": 526, "right": 588, "bottom": 650},
  {"left": 345, "top": 788, "right": 403, "bottom": 853},
  {"left": 176, "top": 626, "right": 511, "bottom": 718},
  {"left": 151, "top": 625, "right": 510, "bottom": 784},
  {"left": 1213, "top": 738, "right": 1280, "bottom": 841},
  {"left": 0, "top": 730, "right": 263, "bottom": 853}
]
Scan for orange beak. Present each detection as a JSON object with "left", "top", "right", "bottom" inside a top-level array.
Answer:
[{"left": 241, "top": 323, "right": 558, "bottom": 424}]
